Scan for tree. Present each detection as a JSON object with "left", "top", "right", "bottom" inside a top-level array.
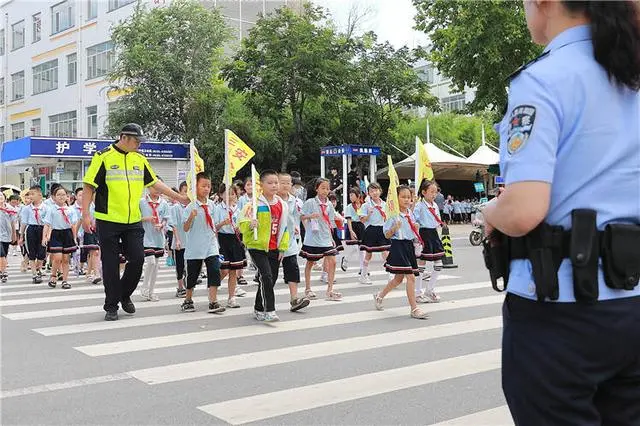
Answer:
[
  {"left": 223, "top": 4, "right": 352, "bottom": 171},
  {"left": 106, "top": 0, "right": 229, "bottom": 140},
  {"left": 413, "top": 0, "right": 543, "bottom": 113}
]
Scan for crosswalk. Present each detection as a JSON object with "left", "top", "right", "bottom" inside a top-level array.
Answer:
[{"left": 0, "top": 255, "right": 512, "bottom": 425}]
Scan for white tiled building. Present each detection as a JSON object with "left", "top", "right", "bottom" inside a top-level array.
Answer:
[
  {"left": 0, "top": 0, "right": 300, "bottom": 187},
  {"left": 412, "top": 61, "right": 476, "bottom": 116}
]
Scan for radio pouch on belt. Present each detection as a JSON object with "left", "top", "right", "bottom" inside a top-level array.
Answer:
[
  {"left": 602, "top": 224, "right": 640, "bottom": 290},
  {"left": 570, "top": 209, "right": 600, "bottom": 304},
  {"left": 526, "top": 224, "right": 563, "bottom": 301},
  {"left": 482, "top": 231, "right": 509, "bottom": 292}
]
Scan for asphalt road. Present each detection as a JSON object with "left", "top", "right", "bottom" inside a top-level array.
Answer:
[{"left": 0, "top": 224, "right": 513, "bottom": 425}]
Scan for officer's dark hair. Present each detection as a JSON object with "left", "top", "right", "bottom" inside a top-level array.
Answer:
[
  {"left": 563, "top": 1, "right": 640, "bottom": 90},
  {"left": 178, "top": 181, "right": 187, "bottom": 191},
  {"left": 259, "top": 169, "right": 278, "bottom": 182},
  {"left": 195, "top": 172, "right": 210, "bottom": 183},
  {"left": 418, "top": 180, "right": 437, "bottom": 198}
]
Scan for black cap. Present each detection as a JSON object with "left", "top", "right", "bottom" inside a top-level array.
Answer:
[{"left": 120, "top": 123, "right": 147, "bottom": 142}]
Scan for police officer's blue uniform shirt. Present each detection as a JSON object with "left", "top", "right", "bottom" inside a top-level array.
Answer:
[
  {"left": 212, "top": 202, "right": 237, "bottom": 235},
  {"left": 499, "top": 24, "right": 640, "bottom": 302},
  {"left": 182, "top": 200, "right": 220, "bottom": 260},
  {"left": 168, "top": 203, "right": 188, "bottom": 250},
  {"left": 20, "top": 203, "right": 49, "bottom": 226},
  {"left": 383, "top": 212, "right": 420, "bottom": 241},
  {"left": 414, "top": 200, "right": 441, "bottom": 229},
  {"left": 359, "top": 199, "right": 387, "bottom": 227},
  {"left": 43, "top": 205, "right": 75, "bottom": 230},
  {"left": 139, "top": 197, "right": 169, "bottom": 248},
  {"left": 302, "top": 197, "right": 335, "bottom": 248}
]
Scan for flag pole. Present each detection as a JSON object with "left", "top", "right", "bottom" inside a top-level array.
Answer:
[
  {"left": 224, "top": 130, "right": 230, "bottom": 208},
  {"left": 189, "top": 139, "right": 196, "bottom": 201},
  {"left": 414, "top": 136, "right": 421, "bottom": 196}
]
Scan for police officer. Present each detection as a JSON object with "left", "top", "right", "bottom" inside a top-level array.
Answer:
[
  {"left": 481, "top": 1, "right": 640, "bottom": 424},
  {"left": 82, "top": 124, "right": 189, "bottom": 321}
]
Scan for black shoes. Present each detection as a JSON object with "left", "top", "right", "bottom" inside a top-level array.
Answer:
[
  {"left": 121, "top": 297, "right": 136, "bottom": 314},
  {"left": 104, "top": 311, "right": 118, "bottom": 321}
]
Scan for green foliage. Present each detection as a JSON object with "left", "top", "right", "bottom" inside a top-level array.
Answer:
[
  {"left": 106, "top": 0, "right": 229, "bottom": 140},
  {"left": 413, "top": 0, "right": 543, "bottom": 112}
]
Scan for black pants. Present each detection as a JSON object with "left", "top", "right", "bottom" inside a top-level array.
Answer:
[
  {"left": 175, "top": 249, "right": 185, "bottom": 280},
  {"left": 249, "top": 249, "right": 281, "bottom": 313},
  {"left": 186, "top": 256, "right": 220, "bottom": 289},
  {"left": 96, "top": 220, "right": 145, "bottom": 313},
  {"left": 502, "top": 293, "right": 640, "bottom": 426}
]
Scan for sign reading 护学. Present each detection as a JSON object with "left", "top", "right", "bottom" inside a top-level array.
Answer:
[{"left": 27, "top": 137, "right": 188, "bottom": 160}]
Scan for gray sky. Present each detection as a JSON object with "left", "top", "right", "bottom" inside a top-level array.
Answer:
[{"left": 315, "top": 0, "right": 429, "bottom": 49}]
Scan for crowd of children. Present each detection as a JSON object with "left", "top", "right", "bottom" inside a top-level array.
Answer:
[{"left": 0, "top": 172, "right": 451, "bottom": 322}]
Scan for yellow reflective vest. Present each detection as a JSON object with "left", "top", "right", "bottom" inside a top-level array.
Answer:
[{"left": 83, "top": 144, "right": 158, "bottom": 224}]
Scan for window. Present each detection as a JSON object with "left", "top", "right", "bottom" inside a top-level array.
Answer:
[
  {"left": 67, "top": 53, "right": 77, "bottom": 85},
  {"left": 417, "top": 66, "right": 434, "bottom": 85},
  {"left": 0, "top": 78, "right": 4, "bottom": 105},
  {"left": 33, "top": 60, "right": 59, "bottom": 95},
  {"left": 11, "top": 122, "right": 25, "bottom": 140},
  {"left": 49, "top": 111, "right": 77, "bottom": 137},
  {"left": 87, "top": 106, "right": 98, "bottom": 138},
  {"left": 108, "top": 0, "right": 135, "bottom": 12},
  {"left": 86, "top": 41, "right": 115, "bottom": 80},
  {"left": 51, "top": 1, "right": 75, "bottom": 35},
  {"left": 31, "top": 119, "right": 41, "bottom": 136},
  {"left": 0, "top": 30, "right": 4, "bottom": 55},
  {"left": 32, "top": 13, "right": 42, "bottom": 43},
  {"left": 87, "top": 0, "right": 98, "bottom": 19},
  {"left": 11, "top": 72, "right": 25, "bottom": 101},
  {"left": 441, "top": 93, "right": 466, "bottom": 113},
  {"left": 0, "top": 127, "right": 4, "bottom": 143},
  {"left": 11, "top": 20, "right": 25, "bottom": 50}
]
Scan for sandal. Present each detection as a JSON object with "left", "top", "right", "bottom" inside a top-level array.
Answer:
[
  {"left": 48, "top": 281, "right": 56, "bottom": 288},
  {"left": 305, "top": 289, "right": 317, "bottom": 300},
  {"left": 411, "top": 307, "right": 429, "bottom": 320},
  {"left": 61, "top": 281, "right": 71, "bottom": 290},
  {"left": 325, "top": 291, "right": 342, "bottom": 301}
]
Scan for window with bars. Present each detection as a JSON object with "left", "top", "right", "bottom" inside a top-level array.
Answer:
[
  {"left": 441, "top": 93, "right": 467, "bottom": 113},
  {"left": 87, "top": 106, "right": 98, "bottom": 138},
  {"left": 87, "top": 0, "right": 98, "bottom": 20},
  {"left": 11, "top": 122, "right": 25, "bottom": 140},
  {"left": 86, "top": 41, "right": 115, "bottom": 80},
  {"left": 0, "top": 30, "right": 4, "bottom": 55},
  {"left": 49, "top": 111, "right": 77, "bottom": 137},
  {"left": 33, "top": 13, "right": 42, "bottom": 43},
  {"left": 51, "top": 1, "right": 75, "bottom": 35},
  {"left": 108, "top": 0, "right": 135, "bottom": 12},
  {"left": 11, "top": 20, "right": 25, "bottom": 50},
  {"left": 11, "top": 72, "right": 25, "bottom": 101},
  {"left": 31, "top": 119, "right": 41, "bottom": 136},
  {"left": 0, "top": 78, "right": 4, "bottom": 105},
  {"left": 0, "top": 127, "right": 4, "bottom": 143},
  {"left": 67, "top": 53, "right": 77, "bottom": 85},
  {"left": 33, "top": 59, "right": 59, "bottom": 95}
]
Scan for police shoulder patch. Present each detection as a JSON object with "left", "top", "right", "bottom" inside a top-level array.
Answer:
[
  {"left": 96, "top": 146, "right": 111, "bottom": 156},
  {"left": 507, "top": 105, "right": 536, "bottom": 155}
]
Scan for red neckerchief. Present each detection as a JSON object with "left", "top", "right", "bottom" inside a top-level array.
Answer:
[
  {"left": 372, "top": 200, "right": 387, "bottom": 221},
  {"left": 32, "top": 204, "right": 42, "bottom": 224},
  {"left": 426, "top": 201, "right": 444, "bottom": 226},
  {"left": 318, "top": 198, "right": 332, "bottom": 228},
  {"left": 148, "top": 199, "right": 160, "bottom": 223},
  {"left": 75, "top": 203, "right": 82, "bottom": 214},
  {"left": 0, "top": 206, "right": 16, "bottom": 216},
  {"left": 200, "top": 202, "right": 215, "bottom": 231},
  {"left": 352, "top": 201, "right": 360, "bottom": 216},
  {"left": 58, "top": 207, "right": 71, "bottom": 225},
  {"left": 403, "top": 211, "right": 423, "bottom": 245},
  {"left": 227, "top": 205, "right": 241, "bottom": 240}
]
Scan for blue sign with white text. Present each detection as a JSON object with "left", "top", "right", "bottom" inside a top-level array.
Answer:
[
  {"left": 28, "top": 137, "right": 188, "bottom": 160},
  {"left": 320, "top": 145, "right": 381, "bottom": 157}
]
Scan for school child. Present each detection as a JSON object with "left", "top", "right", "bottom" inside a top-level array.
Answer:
[
  {"left": 17, "top": 192, "right": 31, "bottom": 272},
  {"left": 324, "top": 192, "right": 345, "bottom": 280},
  {"left": 169, "top": 181, "right": 188, "bottom": 298},
  {"left": 7, "top": 195, "right": 20, "bottom": 258},
  {"left": 373, "top": 185, "right": 428, "bottom": 320},
  {"left": 343, "top": 187, "right": 366, "bottom": 273},
  {"left": 300, "top": 178, "right": 341, "bottom": 301},
  {"left": 238, "top": 169, "right": 289, "bottom": 322},
  {"left": 213, "top": 184, "right": 247, "bottom": 309},
  {"left": 73, "top": 187, "right": 102, "bottom": 285},
  {"left": 358, "top": 182, "right": 391, "bottom": 284},
  {"left": 236, "top": 177, "right": 255, "bottom": 284},
  {"left": 41, "top": 186, "right": 78, "bottom": 289},
  {"left": 139, "top": 186, "right": 169, "bottom": 302},
  {"left": 0, "top": 193, "right": 17, "bottom": 283},
  {"left": 413, "top": 180, "right": 445, "bottom": 303},
  {"left": 19, "top": 185, "right": 48, "bottom": 283},
  {"left": 180, "top": 173, "right": 225, "bottom": 314},
  {"left": 276, "top": 172, "right": 310, "bottom": 312}
]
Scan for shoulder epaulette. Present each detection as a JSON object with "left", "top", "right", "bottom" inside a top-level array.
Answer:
[
  {"left": 506, "top": 50, "right": 550, "bottom": 82},
  {"left": 95, "top": 146, "right": 112, "bottom": 156}
]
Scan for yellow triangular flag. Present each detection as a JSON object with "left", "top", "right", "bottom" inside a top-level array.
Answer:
[
  {"left": 416, "top": 136, "right": 434, "bottom": 188},
  {"left": 386, "top": 155, "right": 400, "bottom": 218},
  {"left": 186, "top": 139, "right": 205, "bottom": 201},
  {"left": 225, "top": 129, "right": 255, "bottom": 184}
]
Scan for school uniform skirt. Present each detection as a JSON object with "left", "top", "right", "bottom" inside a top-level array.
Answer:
[
  {"left": 385, "top": 240, "right": 420, "bottom": 276},
  {"left": 299, "top": 245, "right": 338, "bottom": 261},
  {"left": 82, "top": 232, "right": 100, "bottom": 251},
  {"left": 359, "top": 225, "right": 391, "bottom": 253},
  {"left": 345, "top": 221, "right": 365, "bottom": 246},
  {"left": 419, "top": 228, "right": 445, "bottom": 261},
  {"left": 332, "top": 229, "right": 344, "bottom": 252},
  {"left": 218, "top": 233, "right": 247, "bottom": 270},
  {"left": 48, "top": 229, "right": 77, "bottom": 254}
]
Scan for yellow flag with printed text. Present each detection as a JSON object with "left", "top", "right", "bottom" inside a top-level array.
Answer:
[
  {"left": 2, "top": 189, "right": 13, "bottom": 199},
  {"left": 186, "top": 139, "right": 205, "bottom": 201},
  {"left": 386, "top": 155, "right": 400, "bottom": 218},
  {"left": 225, "top": 129, "right": 255, "bottom": 185},
  {"left": 416, "top": 136, "right": 434, "bottom": 187}
]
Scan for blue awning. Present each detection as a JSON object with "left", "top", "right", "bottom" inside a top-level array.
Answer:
[{"left": 1, "top": 137, "right": 189, "bottom": 165}]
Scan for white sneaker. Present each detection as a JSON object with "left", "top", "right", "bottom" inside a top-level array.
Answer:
[
  {"left": 416, "top": 294, "right": 430, "bottom": 304},
  {"left": 359, "top": 275, "right": 372, "bottom": 285},
  {"left": 264, "top": 311, "right": 280, "bottom": 322},
  {"left": 140, "top": 288, "right": 159, "bottom": 301},
  {"left": 226, "top": 297, "right": 240, "bottom": 308},
  {"left": 235, "top": 287, "right": 247, "bottom": 297},
  {"left": 321, "top": 272, "right": 328, "bottom": 283},
  {"left": 425, "top": 291, "right": 441, "bottom": 303}
]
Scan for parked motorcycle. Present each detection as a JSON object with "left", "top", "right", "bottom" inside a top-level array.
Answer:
[{"left": 469, "top": 210, "right": 485, "bottom": 246}]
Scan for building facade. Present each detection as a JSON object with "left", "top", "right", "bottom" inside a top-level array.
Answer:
[
  {"left": 0, "top": 0, "right": 299, "bottom": 187},
  {"left": 413, "top": 61, "right": 476, "bottom": 117}
]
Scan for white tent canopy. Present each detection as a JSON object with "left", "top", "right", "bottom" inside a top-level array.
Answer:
[
  {"left": 378, "top": 142, "right": 491, "bottom": 181},
  {"left": 466, "top": 144, "right": 500, "bottom": 165}
]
